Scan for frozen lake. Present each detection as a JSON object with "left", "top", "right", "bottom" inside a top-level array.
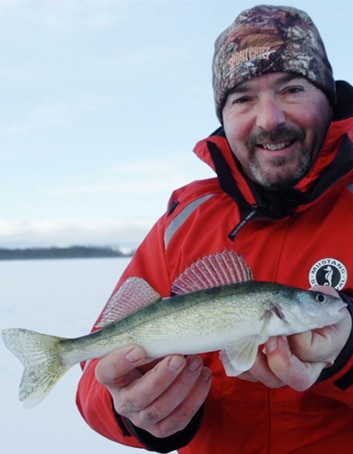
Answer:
[{"left": 0, "top": 258, "right": 176, "bottom": 453}]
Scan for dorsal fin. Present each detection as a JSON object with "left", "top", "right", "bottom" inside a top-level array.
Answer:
[
  {"left": 171, "top": 249, "right": 253, "bottom": 295},
  {"left": 95, "top": 277, "right": 161, "bottom": 328}
]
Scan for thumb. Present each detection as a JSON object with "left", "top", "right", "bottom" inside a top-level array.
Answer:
[
  {"left": 266, "top": 336, "right": 325, "bottom": 391},
  {"left": 95, "top": 345, "right": 147, "bottom": 388}
]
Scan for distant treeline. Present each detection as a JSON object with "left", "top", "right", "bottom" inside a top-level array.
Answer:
[{"left": 0, "top": 246, "right": 134, "bottom": 261}]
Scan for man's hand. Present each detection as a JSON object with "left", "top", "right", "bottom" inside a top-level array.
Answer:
[
  {"left": 95, "top": 345, "right": 212, "bottom": 438},
  {"left": 238, "top": 286, "right": 352, "bottom": 390}
]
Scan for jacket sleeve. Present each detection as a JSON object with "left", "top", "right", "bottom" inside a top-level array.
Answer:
[
  {"left": 313, "top": 293, "right": 353, "bottom": 407},
  {"left": 121, "top": 407, "right": 204, "bottom": 453},
  {"left": 75, "top": 213, "right": 203, "bottom": 451}
]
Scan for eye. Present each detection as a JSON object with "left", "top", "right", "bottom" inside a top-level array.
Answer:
[
  {"left": 226, "top": 91, "right": 254, "bottom": 106},
  {"left": 316, "top": 293, "right": 327, "bottom": 303},
  {"left": 281, "top": 85, "right": 305, "bottom": 96},
  {"left": 227, "top": 94, "right": 252, "bottom": 106},
  {"left": 232, "top": 96, "right": 253, "bottom": 104}
]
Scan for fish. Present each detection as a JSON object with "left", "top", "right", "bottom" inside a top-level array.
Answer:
[{"left": 1, "top": 249, "right": 347, "bottom": 409}]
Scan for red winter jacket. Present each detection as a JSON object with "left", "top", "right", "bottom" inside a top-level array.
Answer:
[{"left": 76, "top": 81, "right": 353, "bottom": 453}]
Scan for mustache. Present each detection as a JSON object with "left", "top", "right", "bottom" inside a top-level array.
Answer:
[{"left": 247, "top": 126, "right": 305, "bottom": 149}]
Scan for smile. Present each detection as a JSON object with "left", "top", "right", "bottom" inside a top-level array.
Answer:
[{"left": 260, "top": 141, "right": 292, "bottom": 151}]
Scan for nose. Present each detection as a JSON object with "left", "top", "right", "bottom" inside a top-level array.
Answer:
[{"left": 255, "top": 96, "right": 286, "bottom": 131}]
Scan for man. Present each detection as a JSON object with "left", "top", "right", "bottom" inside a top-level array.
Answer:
[{"left": 76, "top": 5, "right": 353, "bottom": 453}]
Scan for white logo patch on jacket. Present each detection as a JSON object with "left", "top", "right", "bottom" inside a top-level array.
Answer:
[{"left": 309, "top": 258, "right": 347, "bottom": 290}]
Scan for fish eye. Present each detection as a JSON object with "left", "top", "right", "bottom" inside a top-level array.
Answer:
[{"left": 316, "top": 293, "right": 327, "bottom": 303}]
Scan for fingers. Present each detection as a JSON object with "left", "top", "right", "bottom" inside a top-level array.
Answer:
[
  {"left": 237, "top": 348, "right": 285, "bottom": 388},
  {"left": 264, "top": 336, "right": 326, "bottom": 391},
  {"left": 116, "top": 355, "right": 191, "bottom": 415},
  {"left": 157, "top": 367, "right": 211, "bottom": 436},
  {"left": 127, "top": 356, "right": 212, "bottom": 437},
  {"left": 95, "top": 346, "right": 212, "bottom": 438},
  {"left": 288, "top": 308, "right": 352, "bottom": 364},
  {"left": 95, "top": 345, "right": 147, "bottom": 388},
  {"left": 309, "top": 285, "right": 340, "bottom": 297},
  {"left": 240, "top": 294, "right": 352, "bottom": 391},
  {"left": 239, "top": 331, "right": 340, "bottom": 391}
]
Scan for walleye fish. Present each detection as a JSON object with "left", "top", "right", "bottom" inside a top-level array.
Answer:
[{"left": 2, "top": 250, "right": 346, "bottom": 409}]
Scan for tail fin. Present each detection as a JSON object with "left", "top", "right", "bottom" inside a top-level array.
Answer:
[{"left": 2, "top": 328, "right": 70, "bottom": 408}]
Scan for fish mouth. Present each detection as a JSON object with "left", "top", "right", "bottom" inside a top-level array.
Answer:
[{"left": 336, "top": 300, "right": 348, "bottom": 314}]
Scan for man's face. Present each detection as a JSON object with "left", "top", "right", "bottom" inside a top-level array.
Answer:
[{"left": 222, "top": 73, "right": 333, "bottom": 189}]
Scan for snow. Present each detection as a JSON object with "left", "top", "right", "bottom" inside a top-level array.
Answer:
[{"left": 0, "top": 258, "right": 176, "bottom": 453}]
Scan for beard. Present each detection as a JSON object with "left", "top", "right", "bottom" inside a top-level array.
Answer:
[
  {"left": 249, "top": 151, "right": 311, "bottom": 189},
  {"left": 246, "top": 126, "right": 310, "bottom": 189}
]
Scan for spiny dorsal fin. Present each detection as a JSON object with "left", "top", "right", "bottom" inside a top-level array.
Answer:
[
  {"left": 95, "top": 277, "right": 161, "bottom": 328},
  {"left": 171, "top": 249, "right": 253, "bottom": 295}
]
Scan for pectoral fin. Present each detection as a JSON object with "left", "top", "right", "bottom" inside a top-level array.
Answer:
[
  {"left": 220, "top": 337, "right": 260, "bottom": 377},
  {"left": 220, "top": 309, "right": 275, "bottom": 377}
]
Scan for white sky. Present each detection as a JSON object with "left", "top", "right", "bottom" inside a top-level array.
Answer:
[{"left": 2, "top": 0, "right": 353, "bottom": 248}]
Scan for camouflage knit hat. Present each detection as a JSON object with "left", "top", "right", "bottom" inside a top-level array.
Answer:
[{"left": 212, "top": 5, "right": 336, "bottom": 122}]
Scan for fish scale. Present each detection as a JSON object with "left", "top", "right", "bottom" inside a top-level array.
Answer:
[{"left": 1, "top": 250, "right": 346, "bottom": 408}]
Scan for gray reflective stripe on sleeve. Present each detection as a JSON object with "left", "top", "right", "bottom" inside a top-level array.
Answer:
[
  {"left": 164, "top": 193, "right": 215, "bottom": 249},
  {"left": 348, "top": 183, "right": 353, "bottom": 194}
]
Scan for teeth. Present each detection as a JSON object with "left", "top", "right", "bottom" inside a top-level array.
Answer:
[{"left": 262, "top": 142, "right": 290, "bottom": 151}]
